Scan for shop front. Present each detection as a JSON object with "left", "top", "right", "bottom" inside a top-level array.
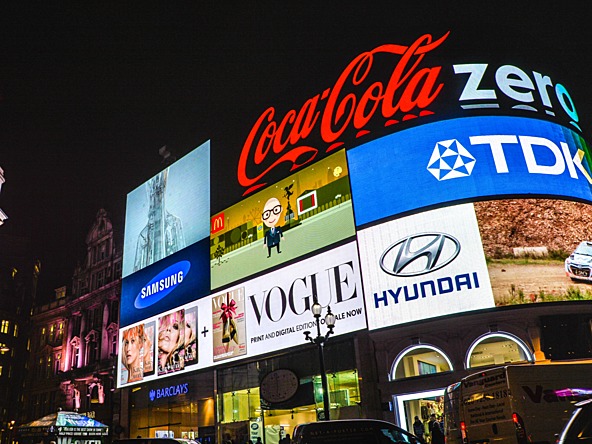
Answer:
[
  {"left": 127, "top": 371, "right": 216, "bottom": 443},
  {"left": 123, "top": 338, "right": 365, "bottom": 444},
  {"left": 216, "top": 339, "right": 361, "bottom": 444}
]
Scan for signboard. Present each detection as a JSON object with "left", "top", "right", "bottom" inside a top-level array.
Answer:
[
  {"left": 118, "top": 242, "right": 366, "bottom": 388},
  {"left": 347, "top": 116, "right": 592, "bottom": 227},
  {"left": 120, "top": 239, "right": 210, "bottom": 327},
  {"left": 122, "top": 141, "right": 210, "bottom": 278},
  {"left": 211, "top": 149, "right": 355, "bottom": 290},
  {"left": 357, "top": 204, "right": 494, "bottom": 330}
]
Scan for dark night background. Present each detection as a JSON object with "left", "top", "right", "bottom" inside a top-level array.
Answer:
[{"left": 1, "top": 3, "right": 591, "bottom": 301}]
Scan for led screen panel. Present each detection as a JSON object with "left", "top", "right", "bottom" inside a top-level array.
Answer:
[
  {"left": 347, "top": 116, "right": 592, "bottom": 226},
  {"left": 120, "top": 239, "right": 210, "bottom": 327},
  {"left": 122, "top": 142, "right": 210, "bottom": 278},
  {"left": 358, "top": 204, "right": 495, "bottom": 330},
  {"left": 210, "top": 149, "right": 355, "bottom": 290},
  {"left": 117, "top": 241, "right": 366, "bottom": 388}
]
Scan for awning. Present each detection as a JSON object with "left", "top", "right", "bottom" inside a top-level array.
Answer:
[{"left": 18, "top": 411, "right": 109, "bottom": 437}]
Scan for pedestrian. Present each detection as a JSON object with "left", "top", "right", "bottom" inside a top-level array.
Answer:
[
  {"left": 413, "top": 416, "right": 425, "bottom": 440},
  {"left": 430, "top": 415, "right": 444, "bottom": 444}
]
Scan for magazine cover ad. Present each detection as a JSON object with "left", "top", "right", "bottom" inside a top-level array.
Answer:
[
  {"left": 184, "top": 304, "right": 198, "bottom": 366},
  {"left": 157, "top": 309, "right": 185, "bottom": 375},
  {"left": 212, "top": 288, "right": 246, "bottom": 362},
  {"left": 120, "top": 324, "right": 151, "bottom": 384},
  {"left": 143, "top": 320, "right": 155, "bottom": 376}
]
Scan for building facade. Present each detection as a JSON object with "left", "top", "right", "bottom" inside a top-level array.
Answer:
[
  {"left": 0, "top": 234, "right": 39, "bottom": 444},
  {"left": 22, "top": 209, "right": 122, "bottom": 435}
]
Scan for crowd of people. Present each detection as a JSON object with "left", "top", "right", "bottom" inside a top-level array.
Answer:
[{"left": 413, "top": 413, "right": 444, "bottom": 444}]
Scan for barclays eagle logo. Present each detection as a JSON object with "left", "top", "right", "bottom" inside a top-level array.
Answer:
[
  {"left": 149, "top": 390, "right": 156, "bottom": 401},
  {"left": 427, "top": 139, "right": 476, "bottom": 181}
]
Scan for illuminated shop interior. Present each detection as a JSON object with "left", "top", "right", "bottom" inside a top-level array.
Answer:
[{"left": 218, "top": 340, "right": 359, "bottom": 444}]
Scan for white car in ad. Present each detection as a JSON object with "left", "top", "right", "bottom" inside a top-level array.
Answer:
[{"left": 565, "top": 241, "right": 592, "bottom": 281}]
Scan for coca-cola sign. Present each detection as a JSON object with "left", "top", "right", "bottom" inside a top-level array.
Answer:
[{"left": 238, "top": 32, "right": 450, "bottom": 195}]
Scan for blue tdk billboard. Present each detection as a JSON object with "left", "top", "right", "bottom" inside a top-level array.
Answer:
[
  {"left": 121, "top": 141, "right": 211, "bottom": 327},
  {"left": 347, "top": 116, "right": 592, "bottom": 226}
]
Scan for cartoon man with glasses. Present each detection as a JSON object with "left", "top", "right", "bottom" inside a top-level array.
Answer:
[{"left": 262, "top": 197, "right": 284, "bottom": 258}]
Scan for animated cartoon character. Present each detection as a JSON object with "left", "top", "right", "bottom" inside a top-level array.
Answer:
[{"left": 262, "top": 197, "right": 284, "bottom": 258}]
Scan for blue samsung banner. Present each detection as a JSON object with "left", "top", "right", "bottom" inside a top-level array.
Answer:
[
  {"left": 120, "top": 238, "right": 210, "bottom": 327},
  {"left": 347, "top": 116, "right": 592, "bottom": 226}
]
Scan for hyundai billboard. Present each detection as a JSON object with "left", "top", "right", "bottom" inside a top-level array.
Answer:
[{"left": 357, "top": 204, "right": 494, "bottom": 330}]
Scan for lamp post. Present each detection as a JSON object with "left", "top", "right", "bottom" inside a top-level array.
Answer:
[{"left": 303, "top": 301, "right": 336, "bottom": 421}]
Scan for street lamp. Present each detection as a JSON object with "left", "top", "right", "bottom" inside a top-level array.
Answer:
[{"left": 303, "top": 301, "right": 336, "bottom": 421}]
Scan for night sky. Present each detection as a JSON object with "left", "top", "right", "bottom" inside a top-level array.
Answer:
[{"left": 1, "top": 3, "right": 592, "bottom": 301}]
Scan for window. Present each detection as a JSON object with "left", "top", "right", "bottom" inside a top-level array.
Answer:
[
  {"left": 391, "top": 345, "right": 453, "bottom": 380},
  {"left": 111, "top": 332, "right": 117, "bottom": 356},
  {"left": 86, "top": 337, "right": 98, "bottom": 364},
  {"left": 72, "top": 345, "right": 80, "bottom": 368},
  {"left": 55, "top": 353, "right": 61, "bottom": 374},
  {"left": 0, "top": 365, "right": 3, "bottom": 376},
  {"left": 97, "top": 270, "right": 104, "bottom": 288},
  {"left": 466, "top": 332, "right": 534, "bottom": 368},
  {"left": 57, "top": 322, "right": 64, "bottom": 341},
  {"left": 46, "top": 356, "right": 52, "bottom": 378},
  {"left": 1, "top": 320, "right": 9, "bottom": 334},
  {"left": 40, "top": 327, "right": 46, "bottom": 346},
  {"left": 13, "top": 323, "right": 18, "bottom": 337}
]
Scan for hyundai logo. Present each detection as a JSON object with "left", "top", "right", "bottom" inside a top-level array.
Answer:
[{"left": 379, "top": 233, "right": 461, "bottom": 277}]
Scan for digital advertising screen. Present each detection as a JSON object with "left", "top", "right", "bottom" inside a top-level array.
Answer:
[
  {"left": 357, "top": 204, "right": 495, "bottom": 330},
  {"left": 120, "top": 239, "right": 210, "bottom": 328},
  {"left": 347, "top": 116, "right": 592, "bottom": 227},
  {"left": 118, "top": 300, "right": 202, "bottom": 388},
  {"left": 122, "top": 141, "right": 211, "bottom": 279},
  {"left": 210, "top": 149, "right": 355, "bottom": 290},
  {"left": 117, "top": 241, "right": 367, "bottom": 388}
]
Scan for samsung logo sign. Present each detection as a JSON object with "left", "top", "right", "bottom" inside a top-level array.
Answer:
[
  {"left": 380, "top": 233, "right": 460, "bottom": 277},
  {"left": 134, "top": 261, "right": 191, "bottom": 309}
]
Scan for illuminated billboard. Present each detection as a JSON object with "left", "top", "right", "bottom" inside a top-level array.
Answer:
[
  {"left": 347, "top": 116, "right": 592, "bottom": 227},
  {"left": 357, "top": 204, "right": 494, "bottom": 330},
  {"left": 122, "top": 142, "right": 210, "bottom": 278},
  {"left": 120, "top": 141, "right": 211, "bottom": 327},
  {"left": 118, "top": 241, "right": 366, "bottom": 388},
  {"left": 210, "top": 149, "right": 355, "bottom": 290},
  {"left": 120, "top": 239, "right": 210, "bottom": 328}
]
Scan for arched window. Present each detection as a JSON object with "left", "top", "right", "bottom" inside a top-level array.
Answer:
[
  {"left": 391, "top": 345, "right": 453, "bottom": 380},
  {"left": 466, "top": 332, "right": 534, "bottom": 369}
]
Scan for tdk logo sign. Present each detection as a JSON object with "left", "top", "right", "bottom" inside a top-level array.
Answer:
[
  {"left": 134, "top": 261, "right": 190, "bottom": 309},
  {"left": 380, "top": 233, "right": 460, "bottom": 277},
  {"left": 427, "top": 135, "right": 592, "bottom": 183},
  {"left": 427, "top": 140, "right": 476, "bottom": 181}
]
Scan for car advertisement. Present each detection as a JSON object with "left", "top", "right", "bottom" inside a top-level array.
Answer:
[
  {"left": 122, "top": 141, "right": 210, "bottom": 278},
  {"left": 210, "top": 149, "right": 355, "bottom": 290},
  {"left": 117, "top": 241, "right": 366, "bottom": 388},
  {"left": 347, "top": 116, "right": 592, "bottom": 227},
  {"left": 357, "top": 204, "right": 495, "bottom": 330}
]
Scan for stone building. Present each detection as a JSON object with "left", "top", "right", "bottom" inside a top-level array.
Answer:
[{"left": 22, "top": 209, "right": 122, "bottom": 434}]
